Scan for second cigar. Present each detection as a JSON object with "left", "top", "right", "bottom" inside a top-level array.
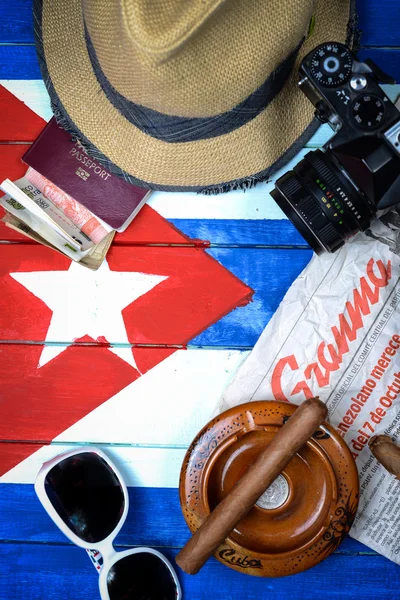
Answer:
[{"left": 176, "top": 397, "right": 328, "bottom": 575}]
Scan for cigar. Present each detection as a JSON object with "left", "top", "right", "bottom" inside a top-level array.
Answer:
[
  {"left": 369, "top": 435, "right": 400, "bottom": 479},
  {"left": 176, "top": 397, "right": 328, "bottom": 574}
]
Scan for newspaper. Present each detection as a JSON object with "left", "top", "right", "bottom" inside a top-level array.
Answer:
[{"left": 219, "top": 227, "right": 400, "bottom": 563}]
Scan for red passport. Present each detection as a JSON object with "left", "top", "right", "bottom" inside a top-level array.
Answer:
[{"left": 22, "top": 118, "right": 150, "bottom": 230}]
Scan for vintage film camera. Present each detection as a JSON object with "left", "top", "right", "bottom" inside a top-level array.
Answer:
[{"left": 271, "top": 42, "right": 400, "bottom": 254}]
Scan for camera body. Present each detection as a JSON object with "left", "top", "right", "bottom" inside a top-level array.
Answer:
[{"left": 271, "top": 42, "right": 400, "bottom": 254}]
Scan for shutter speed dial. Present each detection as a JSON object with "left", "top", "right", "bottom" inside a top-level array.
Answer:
[
  {"left": 351, "top": 94, "right": 385, "bottom": 130},
  {"left": 310, "top": 43, "right": 352, "bottom": 87}
]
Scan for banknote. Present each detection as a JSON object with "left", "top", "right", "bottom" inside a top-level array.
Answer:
[
  {"left": 0, "top": 203, "right": 86, "bottom": 261},
  {"left": 2, "top": 212, "right": 114, "bottom": 270},
  {"left": 26, "top": 167, "right": 112, "bottom": 243},
  {"left": 80, "top": 230, "right": 115, "bottom": 270}
]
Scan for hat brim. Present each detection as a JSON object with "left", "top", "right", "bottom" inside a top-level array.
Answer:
[{"left": 34, "top": 0, "right": 355, "bottom": 192}]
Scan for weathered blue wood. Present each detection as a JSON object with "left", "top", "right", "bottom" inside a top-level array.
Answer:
[
  {"left": 0, "top": 483, "right": 372, "bottom": 556},
  {"left": 1, "top": 0, "right": 400, "bottom": 48},
  {"left": 0, "top": 0, "right": 31, "bottom": 42},
  {"left": 0, "top": 46, "right": 40, "bottom": 79},
  {"left": 358, "top": 0, "right": 400, "bottom": 46},
  {"left": 1, "top": 542, "right": 398, "bottom": 600}
]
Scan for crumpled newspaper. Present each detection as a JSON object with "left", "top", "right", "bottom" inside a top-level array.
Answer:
[{"left": 218, "top": 232, "right": 400, "bottom": 564}]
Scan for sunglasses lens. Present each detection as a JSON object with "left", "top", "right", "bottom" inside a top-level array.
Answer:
[
  {"left": 44, "top": 452, "right": 124, "bottom": 543},
  {"left": 107, "top": 552, "right": 178, "bottom": 600}
]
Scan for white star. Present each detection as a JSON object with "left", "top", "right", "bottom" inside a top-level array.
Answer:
[{"left": 10, "top": 260, "right": 168, "bottom": 371}]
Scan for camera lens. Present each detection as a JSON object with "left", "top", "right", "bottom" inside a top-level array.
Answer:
[{"left": 270, "top": 150, "right": 375, "bottom": 254}]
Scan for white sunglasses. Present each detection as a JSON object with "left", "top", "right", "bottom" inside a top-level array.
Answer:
[{"left": 35, "top": 447, "right": 182, "bottom": 600}]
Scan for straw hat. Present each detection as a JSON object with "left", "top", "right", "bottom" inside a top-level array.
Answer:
[{"left": 34, "top": 0, "right": 356, "bottom": 192}]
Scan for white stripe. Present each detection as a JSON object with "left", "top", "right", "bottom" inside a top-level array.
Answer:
[{"left": 1, "top": 444, "right": 185, "bottom": 488}]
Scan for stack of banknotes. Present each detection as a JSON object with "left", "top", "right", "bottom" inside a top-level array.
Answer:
[{"left": 0, "top": 170, "right": 116, "bottom": 269}]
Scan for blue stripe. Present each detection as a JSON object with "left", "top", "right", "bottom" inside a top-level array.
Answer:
[
  {"left": 0, "top": 0, "right": 32, "bottom": 43},
  {"left": 358, "top": 0, "right": 400, "bottom": 46},
  {"left": 2, "top": 542, "right": 397, "bottom": 600},
  {"left": 1, "top": 484, "right": 397, "bottom": 600},
  {"left": 191, "top": 248, "right": 312, "bottom": 348},
  {"left": 0, "top": 483, "right": 374, "bottom": 555},
  {"left": 0, "top": 484, "right": 369, "bottom": 553},
  {"left": 0, "top": 45, "right": 41, "bottom": 79},
  {"left": 169, "top": 219, "right": 309, "bottom": 248}
]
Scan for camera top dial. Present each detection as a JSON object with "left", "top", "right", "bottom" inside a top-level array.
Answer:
[
  {"left": 350, "top": 94, "right": 386, "bottom": 130},
  {"left": 309, "top": 43, "right": 352, "bottom": 87}
]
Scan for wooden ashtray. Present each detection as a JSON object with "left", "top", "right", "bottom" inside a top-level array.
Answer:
[{"left": 179, "top": 401, "right": 359, "bottom": 577}]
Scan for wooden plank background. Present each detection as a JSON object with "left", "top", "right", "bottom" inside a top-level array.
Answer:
[{"left": 1, "top": 1, "right": 400, "bottom": 599}]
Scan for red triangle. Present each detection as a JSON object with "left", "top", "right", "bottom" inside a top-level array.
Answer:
[{"left": 0, "top": 84, "right": 46, "bottom": 142}]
